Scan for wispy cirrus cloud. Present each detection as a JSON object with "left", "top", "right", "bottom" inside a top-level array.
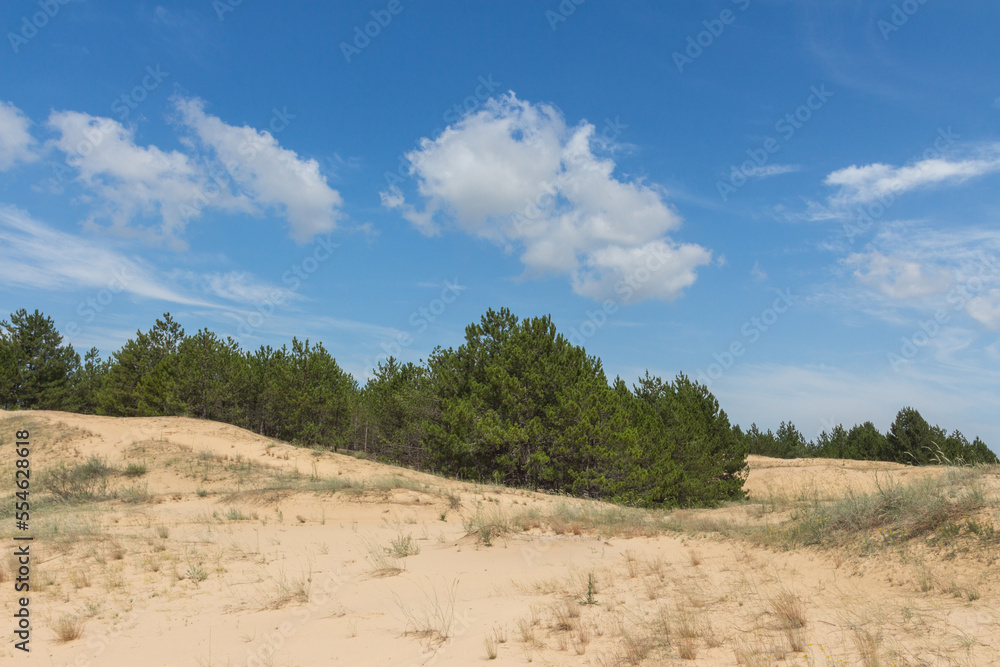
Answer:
[
  {"left": 0, "top": 205, "right": 210, "bottom": 305},
  {"left": 830, "top": 224, "right": 1000, "bottom": 328},
  {"left": 745, "top": 163, "right": 800, "bottom": 179},
  {"left": 198, "top": 271, "right": 302, "bottom": 306},
  {"left": 824, "top": 147, "right": 1000, "bottom": 206},
  {"left": 0, "top": 206, "right": 302, "bottom": 315}
]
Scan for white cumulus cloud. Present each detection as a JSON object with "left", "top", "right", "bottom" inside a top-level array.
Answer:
[
  {"left": 844, "top": 250, "right": 953, "bottom": 299},
  {"left": 43, "top": 97, "right": 342, "bottom": 246},
  {"left": 381, "top": 93, "right": 710, "bottom": 302},
  {"left": 967, "top": 289, "right": 1000, "bottom": 329},
  {"left": 48, "top": 109, "right": 250, "bottom": 245},
  {"left": 174, "top": 98, "right": 343, "bottom": 242},
  {"left": 0, "top": 101, "right": 39, "bottom": 170}
]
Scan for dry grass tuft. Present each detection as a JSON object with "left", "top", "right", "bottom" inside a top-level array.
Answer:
[
  {"left": 515, "top": 617, "right": 535, "bottom": 644},
  {"left": 52, "top": 614, "right": 85, "bottom": 642},
  {"left": 72, "top": 569, "right": 91, "bottom": 588},
  {"left": 362, "top": 536, "right": 404, "bottom": 577},
  {"left": 852, "top": 627, "right": 882, "bottom": 667},
  {"left": 675, "top": 609, "right": 702, "bottom": 639},
  {"left": 643, "top": 577, "right": 661, "bottom": 601},
  {"left": 678, "top": 636, "right": 698, "bottom": 660},
  {"left": 771, "top": 591, "right": 807, "bottom": 629},
  {"left": 484, "top": 634, "right": 498, "bottom": 659},
  {"left": 396, "top": 579, "right": 458, "bottom": 644},
  {"left": 786, "top": 626, "right": 806, "bottom": 652},
  {"left": 571, "top": 624, "right": 591, "bottom": 655},
  {"left": 388, "top": 532, "right": 420, "bottom": 557},
  {"left": 265, "top": 568, "right": 312, "bottom": 609},
  {"left": 624, "top": 549, "right": 639, "bottom": 578},
  {"left": 734, "top": 639, "right": 773, "bottom": 666},
  {"left": 107, "top": 539, "right": 125, "bottom": 560},
  {"left": 620, "top": 627, "right": 654, "bottom": 664},
  {"left": 551, "top": 599, "right": 581, "bottom": 631}
]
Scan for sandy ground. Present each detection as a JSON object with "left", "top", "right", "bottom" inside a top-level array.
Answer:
[{"left": 0, "top": 410, "right": 997, "bottom": 666}]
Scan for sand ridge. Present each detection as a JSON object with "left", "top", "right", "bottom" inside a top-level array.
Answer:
[{"left": 0, "top": 410, "right": 997, "bottom": 665}]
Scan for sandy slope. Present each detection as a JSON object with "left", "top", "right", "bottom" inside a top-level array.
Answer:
[{"left": 0, "top": 410, "right": 997, "bottom": 666}]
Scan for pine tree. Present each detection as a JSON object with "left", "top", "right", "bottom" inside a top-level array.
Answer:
[
  {"left": 739, "top": 423, "right": 779, "bottom": 457},
  {"left": 241, "top": 345, "right": 284, "bottom": 437},
  {"left": 74, "top": 348, "right": 107, "bottom": 414},
  {"left": 358, "top": 357, "right": 433, "bottom": 466},
  {"left": 177, "top": 330, "right": 244, "bottom": 421},
  {"left": 0, "top": 325, "right": 17, "bottom": 410},
  {"left": 886, "top": 407, "right": 933, "bottom": 464},
  {"left": 0, "top": 309, "right": 80, "bottom": 410},
  {"left": 814, "top": 424, "right": 848, "bottom": 459},
  {"left": 260, "top": 339, "right": 356, "bottom": 447},
  {"left": 98, "top": 314, "right": 185, "bottom": 416},
  {"left": 424, "top": 308, "right": 616, "bottom": 491},
  {"left": 969, "top": 437, "right": 999, "bottom": 465},
  {"left": 608, "top": 377, "right": 682, "bottom": 506},
  {"left": 842, "top": 421, "right": 887, "bottom": 460},
  {"left": 775, "top": 421, "right": 808, "bottom": 459},
  {"left": 634, "top": 372, "right": 747, "bottom": 505}
]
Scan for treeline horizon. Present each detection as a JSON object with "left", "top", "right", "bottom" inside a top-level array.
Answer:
[{"left": 1, "top": 308, "right": 996, "bottom": 508}]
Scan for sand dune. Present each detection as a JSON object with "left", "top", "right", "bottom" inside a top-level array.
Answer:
[{"left": 1, "top": 410, "right": 997, "bottom": 666}]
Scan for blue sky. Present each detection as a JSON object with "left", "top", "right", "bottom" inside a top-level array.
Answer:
[{"left": 1, "top": 1, "right": 998, "bottom": 451}]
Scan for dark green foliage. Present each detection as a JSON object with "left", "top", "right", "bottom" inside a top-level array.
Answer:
[
  {"left": 2, "top": 308, "right": 996, "bottom": 509},
  {"left": 423, "top": 308, "right": 618, "bottom": 494},
  {"left": 741, "top": 409, "right": 997, "bottom": 466},
  {"left": 240, "top": 344, "right": 284, "bottom": 435},
  {"left": 740, "top": 420, "right": 807, "bottom": 459},
  {"left": 176, "top": 329, "right": 243, "bottom": 421},
  {"left": 97, "top": 314, "right": 185, "bottom": 416},
  {"left": 632, "top": 372, "right": 747, "bottom": 505},
  {"left": 886, "top": 406, "right": 934, "bottom": 464},
  {"left": 775, "top": 421, "right": 808, "bottom": 459},
  {"left": 0, "top": 309, "right": 80, "bottom": 410},
  {"left": 0, "top": 329, "right": 16, "bottom": 409},
  {"left": 354, "top": 357, "right": 433, "bottom": 467},
  {"left": 738, "top": 423, "right": 778, "bottom": 457},
  {"left": 600, "top": 378, "right": 683, "bottom": 506},
  {"left": 263, "top": 338, "right": 356, "bottom": 447},
  {"left": 421, "top": 309, "right": 746, "bottom": 505},
  {"left": 932, "top": 430, "right": 998, "bottom": 465},
  {"left": 812, "top": 424, "right": 848, "bottom": 459},
  {"left": 970, "top": 437, "right": 999, "bottom": 465},
  {"left": 75, "top": 348, "right": 108, "bottom": 414},
  {"left": 844, "top": 421, "right": 888, "bottom": 461}
]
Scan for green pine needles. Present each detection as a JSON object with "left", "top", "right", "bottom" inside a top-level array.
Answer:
[{"left": 0, "top": 307, "right": 995, "bottom": 512}]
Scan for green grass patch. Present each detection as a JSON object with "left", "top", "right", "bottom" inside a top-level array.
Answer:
[
  {"left": 670, "top": 466, "right": 997, "bottom": 551},
  {"left": 123, "top": 462, "right": 147, "bottom": 478},
  {"left": 42, "top": 457, "right": 117, "bottom": 504}
]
